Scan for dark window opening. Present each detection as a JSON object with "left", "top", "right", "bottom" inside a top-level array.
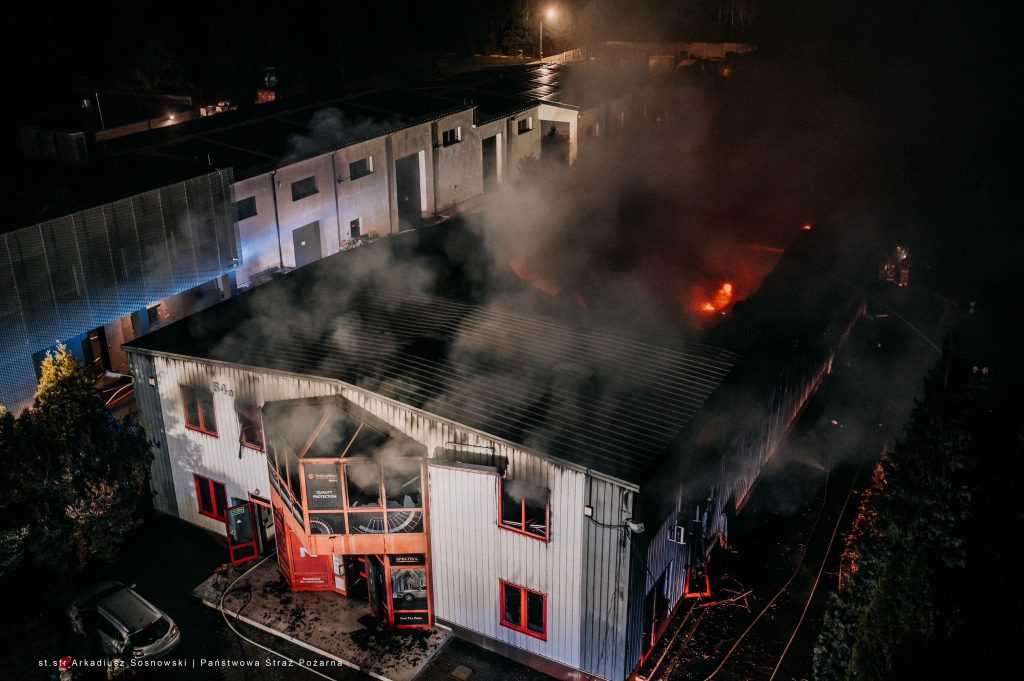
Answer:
[
  {"left": 182, "top": 386, "right": 217, "bottom": 436},
  {"left": 291, "top": 176, "right": 318, "bottom": 201},
  {"left": 346, "top": 462, "right": 381, "bottom": 507},
  {"left": 195, "top": 474, "right": 228, "bottom": 521},
  {"left": 500, "top": 581, "right": 546, "bottom": 639},
  {"left": 441, "top": 127, "right": 461, "bottom": 146},
  {"left": 237, "top": 404, "right": 264, "bottom": 451},
  {"left": 499, "top": 478, "right": 549, "bottom": 540},
  {"left": 234, "top": 196, "right": 258, "bottom": 221},
  {"left": 517, "top": 117, "right": 533, "bottom": 135},
  {"left": 350, "top": 218, "right": 362, "bottom": 237},
  {"left": 384, "top": 459, "right": 422, "bottom": 508},
  {"left": 349, "top": 157, "right": 373, "bottom": 179}
]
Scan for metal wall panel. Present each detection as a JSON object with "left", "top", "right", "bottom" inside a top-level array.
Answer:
[
  {"left": 128, "top": 352, "right": 176, "bottom": 515},
  {"left": 129, "top": 352, "right": 632, "bottom": 678},
  {"left": 579, "top": 476, "right": 634, "bottom": 680},
  {"left": 0, "top": 169, "right": 235, "bottom": 411},
  {"left": 145, "top": 356, "right": 338, "bottom": 533}
]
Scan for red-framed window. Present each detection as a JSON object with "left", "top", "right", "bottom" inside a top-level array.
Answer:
[
  {"left": 499, "top": 478, "right": 549, "bottom": 541},
  {"left": 500, "top": 580, "right": 547, "bottom": 640},
  {"left": 195, "top": 474, "right": 228, "bottom": 521},
  {"left": 237, "top": 403, "right": 264, "bottom": 451},
  {"left": 181, "top": 386, "right": 218, "bottom": 436}
]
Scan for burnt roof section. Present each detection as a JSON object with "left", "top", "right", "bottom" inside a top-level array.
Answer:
[{"left": 127, "top": 224, "right": 737, "bottom": 486}]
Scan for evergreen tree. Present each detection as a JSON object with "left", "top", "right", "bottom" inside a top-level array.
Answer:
[
  {"left": 813, "top": 339, "right": 976, "bottom": 681},
  {"left": 0, "top": 345, "right": 152, "bottom": 579}
]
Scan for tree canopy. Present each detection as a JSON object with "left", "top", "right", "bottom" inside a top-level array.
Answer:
[{"left": 0, "top": 345, "right": 152, "bottom": 582}]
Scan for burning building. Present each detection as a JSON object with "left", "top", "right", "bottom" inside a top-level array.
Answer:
[{"left": 125, "top": 220, "right": 865, "bottom": 680}]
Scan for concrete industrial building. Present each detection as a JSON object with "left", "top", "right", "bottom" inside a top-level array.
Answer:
[
  {"left": 123, "top": 222, "right": 864, "bottom": 680},
  {"left": 2, "top": 62, "right": 646, "bottom": 410}
]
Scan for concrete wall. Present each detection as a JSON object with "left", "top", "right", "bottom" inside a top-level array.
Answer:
[
  {"left": 474, "top": 119, "right": 506, "bottom": 190},
  {"left": 537, "top": 104, "right": 578, "bottom": 166},
  {"left": 431, "top": 110, "right": 483, "bottom": 212},
  {"left": 505, "top": 111, "right": 543, "bottom": 179},
  {"left": 272, "top": 153, "right": 341, "bottom": 268},
  {"left": 232, "top": 172, "right": 281, "bottom": 287},
  {"left": 387, "top": 122, "right": 435, "bottom": 229},
  {"left": 333, "top": 137, "right": 391, "bottom": 239}
]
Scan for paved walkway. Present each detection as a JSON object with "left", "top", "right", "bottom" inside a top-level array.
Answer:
[{"left": 194, "top": 559, "right": 449, "bottom": 681}]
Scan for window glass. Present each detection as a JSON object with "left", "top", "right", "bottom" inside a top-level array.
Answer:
[
  {"left": 227, "top": 505, "right": 254, "bottom": 544},
  {"left": 305, "top": 463, "right": 343, "bottom": 511},
  {"left": 502, "top": 583, "right": 521, "bottom": 626},
  {"left": 199, "top": 393, "right": 217, "bottom": 433},
  {"left": 291, "top": 176, "right": 318, "bottom": 201},
  {"left": 500, "top": 479, "right": 549, "bottom": 539},
  {"left": 308, "top": 514, "right": 347, "bottom": 535},
  {"left": 348, "top": 511, "right": 386, "bottom": 534},
  {"left": 213, "top": 481, "right": 227, "bottom": 519},
  {"left": 526, "top": 591, "right": 545, "bottom": 634},
  {"left": 386, "top": 510, "right": 423, "bottom": 534},
  {"left": 500, "top": 485, "right": 521, "bottom": 528},
  {"left": 184, "top": 398, "right": 201, "bottom": 429},
  {"left": 234, "top": 196, "right": 257, "bottom": 221},
  {"left": 197, "top": 477, "right": 213, "bottom": 514},
  {"left": 349, "top": 158, "right": 372, "bottom": 179},
  {"left": 238, "top": 405, "right": 263, "bottom": 449},
  {"left": 391, "top": 568, "right": 428, "bottom": 611},
  {"left": 442, "top": 128, "right": 461, "bottom": 146},
  {"left": 384, "top": 459, "right": 422, "bottom": 508},
  {"left": 523, "top": 497, "right": 547, "bottom": 539},
  {"left": 96, "top": 614, "right": 122, "bottom": 640},
  {"left": 345, "top": 462, "right": 381, "bottom": 507}
]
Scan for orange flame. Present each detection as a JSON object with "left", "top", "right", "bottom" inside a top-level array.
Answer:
[
  {"left": 509, "top": 258, "right": 561, "bottom": 296},
  {"left": 700, "top": 282, "right": 734, "bottom": 314}
]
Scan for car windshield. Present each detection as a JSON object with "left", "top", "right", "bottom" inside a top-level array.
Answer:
[{"left": 128, "top": 617, "right": 170, "bottom": 648}]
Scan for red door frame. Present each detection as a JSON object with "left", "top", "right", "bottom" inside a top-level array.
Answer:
[{"left": 225, "top": 502, "right": 259, "bottom": 565}]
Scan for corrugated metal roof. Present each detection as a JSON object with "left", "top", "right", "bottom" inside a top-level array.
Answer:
[{"left": 127, "top": 230, "right": 737, "bottom": 485}]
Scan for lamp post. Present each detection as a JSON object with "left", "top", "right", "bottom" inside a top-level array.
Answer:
[{"left": 539, "top": 7, "right": 557, "bottom": 59}]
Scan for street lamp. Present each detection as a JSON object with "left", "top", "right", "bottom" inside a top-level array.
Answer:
[{"left": 540, "top": 7, "right": 557, "bottom": 59}]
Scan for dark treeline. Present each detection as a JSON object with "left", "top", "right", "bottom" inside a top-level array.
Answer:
[{"left": 813, "top": 337, "right": 1024, "bottom": 680}]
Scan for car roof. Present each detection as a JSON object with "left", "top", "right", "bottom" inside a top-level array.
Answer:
[
  {"left": 70, "top": 580, "right": 125, "bottom": 611},
  {"left": 97, "top": 587, "right": 162, "bottom": 632}
]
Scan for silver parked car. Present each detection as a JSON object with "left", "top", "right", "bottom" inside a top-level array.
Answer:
[{"left": 68, "top": 581, "right": 180, "bottom": 660}]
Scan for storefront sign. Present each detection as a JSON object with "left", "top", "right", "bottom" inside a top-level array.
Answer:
[
  {"left": 394, "top": 612, "right": 430, "bottom": 626},
  {"left": 305, "top": 464, "right": 342, "bottom": 510},
  {"left": 388, "top": 554, "right": 426, "bottom": 566}
]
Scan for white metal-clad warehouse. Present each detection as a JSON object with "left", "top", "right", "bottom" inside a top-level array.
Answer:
[{"left": 125, "top": 225, "right": 741, "bottom": 680}]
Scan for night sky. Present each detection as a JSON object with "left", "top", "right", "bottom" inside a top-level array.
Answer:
[{"left": 4, "top": 0, "right": 1018, "bottom": 315}]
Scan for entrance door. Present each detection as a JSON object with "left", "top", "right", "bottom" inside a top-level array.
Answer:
[
  {"left": 366, "top": 555, "right": 389, "bottom": 623},
  {"left": 81, "top": 327, "right": 110, "bottom": 379},
  {"left": 225, "top": 502, "right": 259, "bottom": 565},
  {"left": 482, "top": 135, "right": 498, "bottom": 192},
  {"left": 249, "top": 494, "right": 275, "bottom": 555},
  {"left": 395, "top": 153, "right": 422, "bottom": 231},
  {"left": 292, "top": 221, "right": 322, "bottom": 267}
]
